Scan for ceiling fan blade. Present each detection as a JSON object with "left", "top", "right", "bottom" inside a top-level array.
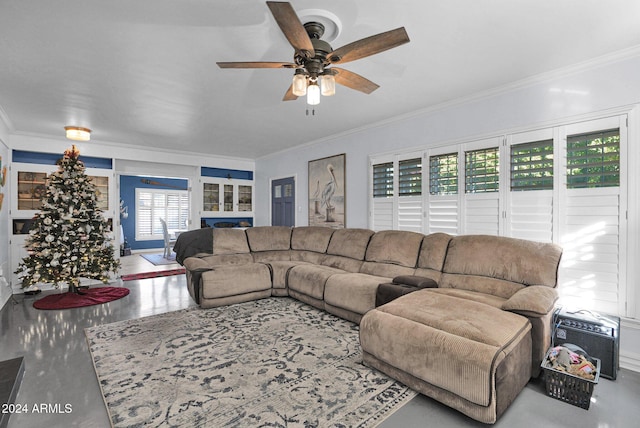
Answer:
[
  {"left": 327, "top": 27, "right": 410, "bottom": 64},
  {"left": 283, "top": 84, "right": 298, "bottom": 101},
  {"left": 267, "top": 2, "right": 315, "bottom": 59},
  {"left": 217, "top": 61, "right": 298, "bottom": 69},
  {"left": 333, "top": 68, "right": 379, "bottom": 94}
]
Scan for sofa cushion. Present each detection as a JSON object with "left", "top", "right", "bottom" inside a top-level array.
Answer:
[
  {"left": 361, "top": 291, "right": 531, "bottom": 409},
  {"left": 288, "top": 264, "right": 345, "bottom": 300},
  {"left": 326, "top": 228, "right": 374, "bottom": 260},
  {"left": 188, "top": 253, "right": 254, "bottom": 267},
  {"left": 291, "top": 226, "right": 335, "bottom": 253},
  {"left": 246, "top": 226, "right": 292, "bottom": 252},
  {"left": 212, "top": 228, "right": 250, "bottom": 255},
  {"left": 321, "top": 255, "right": 364, "bottom": 273},
  {"left": 252, "top": 250, "right": 291, "bottom": 263},
  {"left": 417, "top": 232, "right": 452, "bottom": 271},
  {"left": 440, "top": 235, "right": 562, "bottom": 299},
  {"left": 425, "top": 288, "right": 507, "bottom": 309},
  {"left": 324, "top": 272, "right": 388, "bottom": 316},
  {"left": 200, "top": 264, "right": 271, "bottom": 299},
  {"left": 359, "top": 262, "right": 415, "bottom": 279},
  {"left": 365, "top": 230, "right": 423, "bottom": 267}
]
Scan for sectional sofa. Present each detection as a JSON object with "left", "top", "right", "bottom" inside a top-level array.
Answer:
[{"left": 179, "top": 226, "right": 562, "bottom": 424}]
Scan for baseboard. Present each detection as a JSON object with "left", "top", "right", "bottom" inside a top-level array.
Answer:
[
  {"left": 620, "top": 318, "right": 640, "bottom": 373},
  {"left": 0, "top": 277, "right": 11, "bottom": 313},
  {"left": 620, "top": 351, "right": 640, "bottom": 373}
]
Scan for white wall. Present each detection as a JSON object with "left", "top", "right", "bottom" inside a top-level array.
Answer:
[
  {"left": 255, "top": 52, "right": 640, "bottom": 370},
  {"left": 0, "top": 113, "right": 11, "bottom": 309},
  {"left": 255, "top": 52, "right": 640, "bottom": 228}
]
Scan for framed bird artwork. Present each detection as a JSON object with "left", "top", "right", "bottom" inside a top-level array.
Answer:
[{"left": 308, "top": 153, "right": 345, "bottom": 228}]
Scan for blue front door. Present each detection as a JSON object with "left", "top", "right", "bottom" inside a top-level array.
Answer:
[{"left": 271, "top": 177, "right": 295, "bottom": 226}]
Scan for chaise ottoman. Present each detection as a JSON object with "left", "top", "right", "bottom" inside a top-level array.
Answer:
[{"left": 360, "top": 290, "right": 532, "bottom": 424}]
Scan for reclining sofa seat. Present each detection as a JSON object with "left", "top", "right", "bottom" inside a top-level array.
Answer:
[
  {"left": 183, "top": 228, "right": 272, "bottom": 308},
  {"left": 359, "top": 234, "right": 562, "bottom": 423},
  {"left": 323, "top": 230, "right": 425, "bottom": 323},
  {"left": 287, "top": 228, "right": 374, "bottom": 313},
  {"left": 431, "top": 234, "right": 563, "bottom": 375}
]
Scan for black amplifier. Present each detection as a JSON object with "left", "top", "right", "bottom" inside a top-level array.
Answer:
[{"left": 552, "top": 307, "right": 620, "bottom": 380}]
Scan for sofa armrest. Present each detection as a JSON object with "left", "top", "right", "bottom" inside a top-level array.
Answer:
[
  {"left": 183, "top": 257, "right": 214, "bottom": 271},
  {"left": 392, "top": 275, "right": 438, "bottom": 289},
  {"left": 183, "top": 258, "right": 215, "bottom": 304},
  {"left": 502, "top": 285, "right": 558, "bottom": 317}
]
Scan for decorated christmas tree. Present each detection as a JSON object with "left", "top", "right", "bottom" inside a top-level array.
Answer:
[{"left": 16, "top": 145, "right": 120, "bottom": 292}]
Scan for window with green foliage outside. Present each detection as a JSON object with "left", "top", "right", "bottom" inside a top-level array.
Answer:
[
  {"left": 567, "top": 129, "right": 620, "bottom": 188},
  {"left": 465, "top": 147, "right": 499, "bottom": 193},
  {"left": 429, "top": 153, "right": 458, "bottom": 195},
  {"left": 372, "top": 162, "right": 394, "bottom": 198},
  {"left": 511, "top": 139, "right": 554, "bottom": 191},
  {"left": 399, "top": 158, "right": 422, "bottom": 196}
]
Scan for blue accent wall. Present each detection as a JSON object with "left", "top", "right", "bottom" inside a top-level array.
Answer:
[
  {"left": 201, "top": 166, "right": 253, "bottom": 180},
  {"left": 120, "top": 175, "right": 189, "bottom": 250},
  {"left": 13, "top": 149, "right": 112, "bottom": 169}
]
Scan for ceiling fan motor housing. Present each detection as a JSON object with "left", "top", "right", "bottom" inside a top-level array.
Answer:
[{"left": 296, "top": 22, "right": 333, "bottom": 77}]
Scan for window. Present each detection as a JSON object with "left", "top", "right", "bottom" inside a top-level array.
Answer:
[
  {"left": 372, "top": 162, "right": 394, "bottom": 198},
  {"left": 429, "top": 153, "right": 458, "bottom": 195},
  {"left": 465, "top": 147, "right": 499, "bottom": 193},
  {"left": 136, "top": 189, "right": 189, "bottom": 240},
  {"left": 567, "top": 129, "right": 620, "bottom": 189},
  {"left": 398, "top": 158, "right": 422, "bottom": 196},
  {"left": 510, "top": 139, "right": 554, "bottom": 191}
]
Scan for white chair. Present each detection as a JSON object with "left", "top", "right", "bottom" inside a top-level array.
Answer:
[{"left": 159, "top": 218, "right": 177, "bottom": 259}]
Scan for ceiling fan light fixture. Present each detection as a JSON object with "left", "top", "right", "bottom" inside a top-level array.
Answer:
[
  {"left": 64, "top": 126, "right": 91, "bottom": 141},
  {"left": 320, "top": 72, "right": 336, "bottom": 96},
  {"left": 292, "top": 70, "right": 307, "bottom": 96},
  {"left": 307, "top": 81, "right": 320, "bottom": 105}
]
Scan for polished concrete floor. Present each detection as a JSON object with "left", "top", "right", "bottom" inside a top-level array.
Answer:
[{"left": 1, "top": 272, "right": 640, "bottom": 428}]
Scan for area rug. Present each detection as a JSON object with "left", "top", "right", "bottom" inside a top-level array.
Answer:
[
  {"left": 120, "top": 268, "right": 185, "bottom": 281},
  {"left": 141, "top": 252, "right": 177, "bottom": 266},
  {"left": 33, "top": 287, "right": 130, "bottom": 310},
  {"left": 85, "top": 298, "right": 417, "bottom": 427}
]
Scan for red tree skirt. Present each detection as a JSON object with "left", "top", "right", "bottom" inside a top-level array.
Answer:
[{"left": 33, "top": 287, "right": 130, "bottom": 310}]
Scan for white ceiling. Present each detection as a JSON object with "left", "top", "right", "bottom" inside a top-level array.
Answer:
[{"left": 1, "top": 0, "right": 640, "bottom": 159}]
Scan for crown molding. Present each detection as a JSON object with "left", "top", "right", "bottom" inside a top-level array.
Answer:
[{"left": 259, "top": 44, "right": 640, "bottom": 161}]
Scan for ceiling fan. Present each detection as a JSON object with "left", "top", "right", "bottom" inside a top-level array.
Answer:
[{"left": 217, "top": 1, "right": 410, "bottom": 105}]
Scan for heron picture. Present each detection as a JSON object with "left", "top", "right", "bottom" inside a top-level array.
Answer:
[{"left": 308, "top": 153, "right": 345, "bottom": 228}]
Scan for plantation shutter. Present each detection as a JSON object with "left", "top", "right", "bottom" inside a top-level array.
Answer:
[
  {"left": 136, "top": 188, "right": 190, "bottom": 240},
  {"left": 506, "top": 130, "right": 554, "bottom": 242},
  {"left": 557, "top": 116, "right": 626, "bottom": 316},
  {"left": 427, "top": 151, "right": 459, "bottom": 234},
  {"left": 398, "top": 157, "right": 423, "bottom": 232},
  {"left": 462, "top": 138, "right": 501, "bottom": 235},
  {"left": 137, "top": 190, "right": 153, "bottom": 237},
  {"left": 371, "top": 160, "right": 394, "bottom": 230}
]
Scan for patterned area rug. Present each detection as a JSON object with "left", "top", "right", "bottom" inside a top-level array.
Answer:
[{"left": 85, "top": 298, "right": 417, "bottom": 427}]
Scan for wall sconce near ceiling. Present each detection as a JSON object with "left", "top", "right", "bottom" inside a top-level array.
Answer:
[{"left": 64, "top": 126, "right": 91, "bottom": 141}]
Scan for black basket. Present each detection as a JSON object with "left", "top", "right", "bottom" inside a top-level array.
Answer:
[{"left": 541, "top": 348, "right": 601, "bottom": 410}]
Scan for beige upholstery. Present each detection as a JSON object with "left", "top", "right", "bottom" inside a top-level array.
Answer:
[
  {"left": 180, "top": 227, "right": 562, "bottom": 424},
  {"left": 439, "top": 234, "right": 562, "bottom": 374},
  {"left": 361, "top": 291, "right": 532, "bottom": 424},
  {"left": 212, "top": 228, "right": 250, "bottom": 255}
]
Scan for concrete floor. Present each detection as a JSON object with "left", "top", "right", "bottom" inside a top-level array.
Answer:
[{"left": 1, "top": 274, "right": 639, "bottom": 428}]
